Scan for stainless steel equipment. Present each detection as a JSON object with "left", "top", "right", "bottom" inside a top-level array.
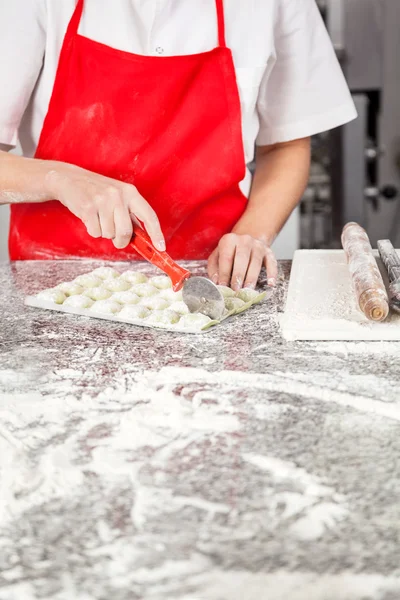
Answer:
[{"left": 301, "top": 0, "right": 400, "bottom": 249}]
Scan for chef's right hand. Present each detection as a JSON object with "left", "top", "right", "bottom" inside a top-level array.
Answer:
[{"left": 44, "top": 162, "right": 165, "bottom": 251}]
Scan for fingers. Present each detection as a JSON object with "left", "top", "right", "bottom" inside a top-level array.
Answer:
[
  {"left": 87, "top": 184, "right": 163, "bottom": 251},
  {"left": 97, "top": 193, "right": 116, "bottom": 241},
  {"left": 207, "top": 248, "right": 219, "bottom": 284},
  {"left": 91, "top": 187, "right": 133, "bottom": 247},
  {"left": 66, "top": 188, "right": 101, "bottom": 239},
  {"left": 217, "top": 235, "right": 237, "bottom": 286},
  {"left": 113, "top": 201, "right": 133, "bottom": 249},
  {"left": 231, "top": 235, "right": 252, "bottom": 291},
  {"left": 208, "top": 234, "right": 277, "bottom": 290},
  {"left": 244, "top": 241, "right": 265, "bottom": 289},
  {"left": 265, "top": 247, "right": 278, "bottom": 287},
  {"left": 124, "top": 185, "right": 165, "bottom": 251},
  {"left": 63, "top": 188, "right": 101, "bottom": 239},
  {"left": 83, "top": 209, "right": 102, "bottom": 239},
  {"left": 54, "top": 168, "right": 164, "bottom": 250}
]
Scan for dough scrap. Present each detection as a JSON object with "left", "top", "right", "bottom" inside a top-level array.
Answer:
[
  {"left": 74, "top": 274, "right": 103, "bottom": 288},
  {"left": 37, "top": 288, "right": 66, "bottom": 304},
  {"left": 90, "top": 300, "right": 122, "bottom": 314},
  {"left": 121, "top": 271, "right": 148, "bottom": 285},
  {"left": 64, "top": 295, "right": 94, "bottom": 309}
]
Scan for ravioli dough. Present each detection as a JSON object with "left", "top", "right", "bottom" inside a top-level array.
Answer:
[
  {"left": 64, "top": 295, "right": 94, "bottom": 309},
  {"left": 149, "top": 275, "right": 173, "bottom": 290},
  {"left": 37, "top": 288, "right": 66, "bottom": 304},
  {"left": 103, "top": 278, "right": 132, "bottom": 292},
  {"left": 218, "top": 285, "right": 236, "bottom": 298},
  {"left": 160, "top": 289, "right": 183, "bottom": 302},
  {"left": 90, "top": 300, "right": 122, "bottom": 314},
  {"left": 32, "top": 266, "right": 264, "bottom": 333},
  {"left": 146, "top": 309, "right": 181, "bottom": 326},
  {"left": 169, "top": 301, "right": 190, "bottom": 315},
  {"left": 74, "top": 274, "right": 103, "bottom": 288},
  {"left": 91, "top": 267, "right": 120, "bottom": 279},
  {"left": 225, "top": 297, "right": 246, "bottom": 311},
  {"left": 179, "top": 313, "right": 212, "bottom": 329},
  {"left": 119, "top": 304, "right": 150, "bottom": 320},
  {"left": 84, "top": 287, "right": 112, "bottom": 301},
  {"left": 56, "top": 282, "right": 84, "bottom": 296},
  {"left": 132, "top": 283, "right": 159, "bottom": 298},
  {"left": 236, "top": 288, "right": 260, "bottom": 303},
  {"left": 112, "top": 291, "right": 140, "bottom": 305},
  {"left": 121, "top": 271, "right": 148, "bottom": 285},
  {"left": 140, "top": 297, "right": 170, "bottom": 311}
]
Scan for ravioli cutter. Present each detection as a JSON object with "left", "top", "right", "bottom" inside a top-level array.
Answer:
[{"left": 129, "top": 224, "right": 225, "bottom": 320}]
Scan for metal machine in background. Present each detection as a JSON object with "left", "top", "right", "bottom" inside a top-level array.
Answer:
[{"left": 302, "top": 0, "right": 400, "bottom": 249}]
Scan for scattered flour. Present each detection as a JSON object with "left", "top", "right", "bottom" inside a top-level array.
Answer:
[
  {"left": 156, "top": 570, "right": 400, "bottom": 600},
  {"left": 312, "top": 340, "right": 400, "bottom": 356},
  {"left": 0, "top": 355, "right": 398, "bottom": 597},
  {"left": 0, "top": 359, "right": 393, "bottom": 531}
]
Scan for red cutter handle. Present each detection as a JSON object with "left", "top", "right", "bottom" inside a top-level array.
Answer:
[{"left": 129, "top": 224, "right": 190, "bottom": 292}]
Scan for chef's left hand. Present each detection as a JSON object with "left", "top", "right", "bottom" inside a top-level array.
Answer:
[{"left": 208, "top": 233, "right": 278, "bottom": 291}]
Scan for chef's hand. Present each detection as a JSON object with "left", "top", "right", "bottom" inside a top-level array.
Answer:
[
  {"left": 45, "top": 163, "right": 165, "bottom": 250},
  {"left": 208, "top": 233, "right": 278, "bottom": 291}
]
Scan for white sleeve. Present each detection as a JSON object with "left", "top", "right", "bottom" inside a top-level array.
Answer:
[
  {"left": 0, "top": 0, "right": 46, "bottom": 148},
  {"left": 256, "top": 0, "right": 357, "bottom": 146}
]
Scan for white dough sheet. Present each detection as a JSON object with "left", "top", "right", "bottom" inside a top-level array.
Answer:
[
  {"left": 25, "top": 267, "right": 267, "bottom": 334},
  {"left": 280, "top": 250, "right": 400, "bottom": 341}
]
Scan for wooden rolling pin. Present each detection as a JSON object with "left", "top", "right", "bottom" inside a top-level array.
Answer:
[{"left": 341, "top": 222, "right": 389, "bottom": 322}]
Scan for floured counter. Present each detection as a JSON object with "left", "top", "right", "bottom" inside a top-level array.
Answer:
[
  {"left": 1, "top": 259, "right": 400, "bottom": 600},
  {"left": 281, "top": 250, "right": 400, "bottom": 341}
]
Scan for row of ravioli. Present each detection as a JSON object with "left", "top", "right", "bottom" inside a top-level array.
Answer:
[{"left": 34, "top": 266, "right": 261, "bottom": 329}]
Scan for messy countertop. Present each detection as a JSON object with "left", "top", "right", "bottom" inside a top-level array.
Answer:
[{"left": 1, "top": 260, "right": 400, "bottom": 600}]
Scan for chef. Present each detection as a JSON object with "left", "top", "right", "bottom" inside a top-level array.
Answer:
[{"left": 0, "top": 0, "right": 356, "bottom": 290}]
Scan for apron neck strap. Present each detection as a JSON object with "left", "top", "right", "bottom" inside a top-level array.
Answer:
[
  {"left": 67, "top": 0, "right": 85, "bottom": 38},
  {"left": 215, "top": 0, "right": 227, "bottom": 48}
]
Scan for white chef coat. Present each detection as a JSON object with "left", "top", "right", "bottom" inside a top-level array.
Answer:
[{"left": 0, "top": 0, "right": 356, "bottom": 196}]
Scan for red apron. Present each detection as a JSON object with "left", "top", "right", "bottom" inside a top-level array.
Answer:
[{"left": 9, "top": 0, "right": 247, "bottom": 261}]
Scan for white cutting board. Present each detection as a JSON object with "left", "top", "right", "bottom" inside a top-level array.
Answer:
[{"left": 280, "top": 250, "right": 400, "bottom": 341}]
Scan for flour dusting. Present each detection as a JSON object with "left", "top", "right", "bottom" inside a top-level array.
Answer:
[
  {"left": 1, "top": 259, "right": 400, "bottom": 599},
  {"left": 281, "top": 250, "right": 400, "bottom": 340}
]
